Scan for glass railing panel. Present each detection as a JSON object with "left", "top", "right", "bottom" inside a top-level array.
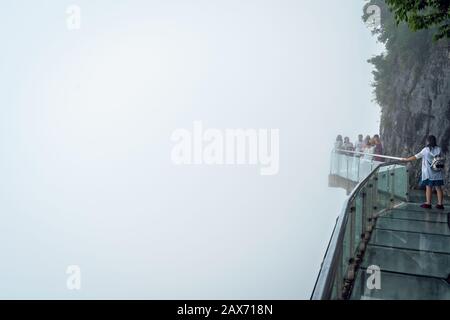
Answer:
[
  {"left": 330, "top": 152, "right": 407, "bottom": 192},
  {"left": 376, "top": 165, "right": 390, "bottom": 193},
  {"left": 358, "top": 158, "right": 374, "bottom": 182},
  {"left": 350, "top": 155, "right": 361, "bottom": 182},
  {"left": 332, "top": 152, "right": 341, "bottom": 176},
  {"left": 330, "top": 150, "right": 343, "bottom": 175},
  {"left": 376, "top": 166, "right": 391, "bottom": 211},
  {"left": 338, "top": 153, "right": 348, "bottom": 177},
  {"left": 331, "top": 253, "right": 343, "bottom": 300},
  {"left": 375, "top": 164, "right": 408, "bottom": 208},
  {"left": 392, "top": 164, "right": 408, "bottom": 200}
]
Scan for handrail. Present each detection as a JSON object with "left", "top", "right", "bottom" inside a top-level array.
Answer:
[
  {"left": 335, "top": 149, "right": 404, "bottom": 161},
  {"left": 311, "top": 158, "right": 405, "bottom": 300}
]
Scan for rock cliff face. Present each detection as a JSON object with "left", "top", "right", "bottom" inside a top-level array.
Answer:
[
  {"left": 379, "top": 40, "right": 450, "bottom": 193},
  {"left": 365, "top": 1, "right": 450, "bottom": 194}
]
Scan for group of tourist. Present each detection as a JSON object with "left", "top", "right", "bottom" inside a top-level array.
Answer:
[{"left": 334, "top": 134, "right": 384, "bottom": 161}]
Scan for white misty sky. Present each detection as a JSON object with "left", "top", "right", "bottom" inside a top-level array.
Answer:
[{"left": 0, "top": 0, "right": 383, "bottom": 299}]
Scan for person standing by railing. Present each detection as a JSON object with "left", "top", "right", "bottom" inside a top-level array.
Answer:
[
  {"left": 402, "top": 135, "right": 445, "bottom": 210},
  {"left": 363, "top": 135, "right": 371, "bottom": 148},
  {"left": 343, "top": 137, "right": 354, "bottom": 152},
  {"left": 373, "top": 134, "right": 384, "bottom": 162},
  {"left": 334, "top": 135, "right": 343, "bottom": 152},
  {"left": 363, "top": 137, "right": 375, "bottom": 160},
  {"left": 355, "top": 134, "right": 365, "bottom": 153}
]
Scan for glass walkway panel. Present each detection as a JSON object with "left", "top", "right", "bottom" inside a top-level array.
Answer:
[{"left": 312, "top": 150, "right": 450, "bottom": 300}]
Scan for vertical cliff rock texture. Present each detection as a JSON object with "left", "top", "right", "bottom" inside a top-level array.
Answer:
[
  {"left": 380, "top": 40, "right": 450, "bottom": 193},
  {"left": 365, "top": 1, "right": 450, "bottom": 193}
]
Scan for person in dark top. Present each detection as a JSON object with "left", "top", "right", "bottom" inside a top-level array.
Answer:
[{"left": 373, "top": 134, "right": 384, "bottom": 162}]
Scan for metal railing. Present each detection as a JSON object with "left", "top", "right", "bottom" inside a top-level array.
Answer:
[
  {"left": 334, "top": 149, "right": 404, "bottom": 162},
  {"left": 311, "top": 150, "right": 409, "bottom": 300}
]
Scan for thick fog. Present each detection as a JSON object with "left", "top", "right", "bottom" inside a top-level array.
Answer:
[{"left": 0, "top": 0, "right": 382, "bottom": 298}]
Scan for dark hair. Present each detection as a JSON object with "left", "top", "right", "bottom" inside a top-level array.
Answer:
[
  {"left": 373, "top": 134, "right": 380, "bottom": 139},
  {"left": 426, "top": 135, "right": 437, "bottom": 150},
  {"left": 336, "top": 135, "right": 343, "bottom": 141}
]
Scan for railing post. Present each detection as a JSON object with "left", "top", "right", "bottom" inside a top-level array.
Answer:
[
  {"left": 357, "top": 156, "right": 361, "bottom": 182},
  {"left": 390, "top": 165, "right": 395, "bottom": 209},
  {"left": 346, "top": 156, "right": 349, "bottom": 181},
  {"left": 406, "top": 167, "right": 410, "bottom": 202},
  {"left": 350, "top": 206, "right": 355, "bottom": 257},
  {"left": 330, "top": 150, "right": 333, "bottom": 175},
  {"left": 373, "top": 173, "right": 379, "bottom": 216}
]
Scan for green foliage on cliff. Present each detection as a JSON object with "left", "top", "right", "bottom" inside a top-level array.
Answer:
[
  {"left": 385, "top": 0, "right": 450, "bottom": 41},
  {"left": 362, "top": 0, "right": 436, "bottom": 108}
]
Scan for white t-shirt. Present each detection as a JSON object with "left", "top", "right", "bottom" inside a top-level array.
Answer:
[
  {"left": 415, "top": 146, "right": 444, "bottom": 181},
  {"left": 363, "top": 146, "right": 375, "bottom": 160},
  {"left": 355, "top": 141, "right": 364, "bottom": 152}
]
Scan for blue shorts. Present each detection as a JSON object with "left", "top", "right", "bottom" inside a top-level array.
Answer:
[{"left": 421, "top": 179, "right": 444, "bottom": 187}]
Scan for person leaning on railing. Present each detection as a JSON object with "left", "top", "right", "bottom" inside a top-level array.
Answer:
[{"left": 402, "top": 135, "right": 445, "bottom": 210}]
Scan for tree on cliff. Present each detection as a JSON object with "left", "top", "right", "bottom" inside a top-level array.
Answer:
[{"left": 385, "top": 0, "right": 450, "bottom": 41}]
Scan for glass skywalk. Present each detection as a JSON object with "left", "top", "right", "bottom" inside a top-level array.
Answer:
[{"left": 312, "top": 150, "right": 450, "bottom": 300}]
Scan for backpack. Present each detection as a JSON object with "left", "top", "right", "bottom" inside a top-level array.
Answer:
[{"left": 430, "top": 154, "right": 445, "bottom": 171}]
